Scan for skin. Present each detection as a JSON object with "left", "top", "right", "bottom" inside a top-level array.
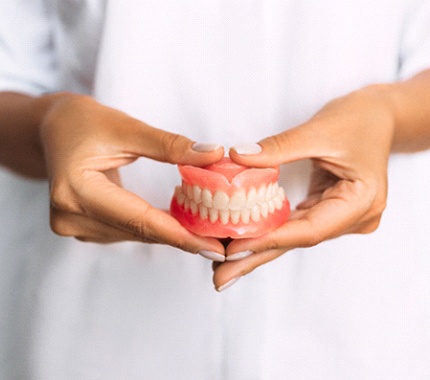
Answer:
[{"left": 1, "top": 69, "right": 430, "bottom": 291}]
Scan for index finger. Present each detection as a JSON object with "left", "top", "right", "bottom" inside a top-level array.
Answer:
[{"left": 78, "top": 171, "right": 225, "bottom": 255}]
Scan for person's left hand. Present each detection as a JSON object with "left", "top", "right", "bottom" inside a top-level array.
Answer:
[{"left": 212, "top": 86, "right": 395, "bottom": 291}]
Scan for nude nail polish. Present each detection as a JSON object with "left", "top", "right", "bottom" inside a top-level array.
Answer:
[
  {"left": 192, "top": 142, "right": 222, "bottom": 152},
  {"left": 216, "top": 277, "right": 241, "bottom": 292},
  {"left": 198, "top": 250, "right": 225, "bottom": 262},
  {"left": 231, "top": 143, "right": 262, "bottom": 155},
  {"left": 226, "top": 250, "right": 254, "bottom": 261}
]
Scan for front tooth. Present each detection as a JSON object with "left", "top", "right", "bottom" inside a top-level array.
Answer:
[
  {"left": 209, "top": 208, "right": 218, "bottom": 224},
  {"left": 246, "top": 187, "right": 258, "bottom": 208},
  {"left": 190, "top": 201, "right": 198, "bottom": 215},
  {"left": 220, "top": 210, "right": 229, "bottom": 225},
  {"left": 229, "top": 190, "right": 247, "bottom": 210},
  {"left": 251, "top": 205, "right": 261, "bottom": 222},
  {"left": 193, "top": 185, "right": 202, "bottom": 204},
  {"left": 260, "top": 202, "right": 269, "bottom": 218},
  {"left": 213, "top": 191, "right": 230, "bottom": 210},
  {"left": 202, "top": 188, "right": 213, "bottom": 208},
  {"left": 175, "top": 186, "right": 185, "bottom": 205},
  {"left": 230, "top": 210, "right": 241, "bottom": 224},
  {"left": 257, "top": 185, "right": 266, "bottom": 204},
  {"left": 241, "top": 209, "right": 251, "bottom": 224},
  {"left": 199, "top": 204, "right": 208, "bottom": 220}
]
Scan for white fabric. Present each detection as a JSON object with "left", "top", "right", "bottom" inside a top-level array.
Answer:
[{"left": 1, "top": 1, "right": 430, "bottom": 379}]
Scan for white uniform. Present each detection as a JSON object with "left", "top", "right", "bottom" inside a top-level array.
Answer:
[{"left": 1, "top": 1, "right": 430, "bottom": 379}]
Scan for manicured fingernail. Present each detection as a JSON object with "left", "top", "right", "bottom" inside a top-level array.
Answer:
[
  {"left": 198, "top": 250, "right": 225, "bottom": 262},
  {"left": 227, "top": 250, "right": 254, "bottom": 261},
  {"left": 192, "top": 142, "right": 222, "bottom": 152},
  {"left": 216, "top": 277, "right": 241, "bottom": 292},
  {"left": 231, "top": 143, "right": 262, "bottom": 155}
]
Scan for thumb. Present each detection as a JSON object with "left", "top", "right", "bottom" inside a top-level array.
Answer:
[
  {"left": 229, "top": 124, "right": 327, "bottom": 167},
  {"left": 124, "top": 120, "right": 224, "bottom": 166}
]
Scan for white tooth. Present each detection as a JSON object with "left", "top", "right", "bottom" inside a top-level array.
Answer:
[
  {"left": 257, "top": 184, "right": 267, "bottom": 204},
  {"left": 190, "top": 201, "right": 198, "bottom": 215},
  {"left": 241, "top": 209, "right": 251, "bottom": 224},
  {"left": 251, "top": 205, "right": 261, "bottom": 222},
  {"left": 175, "top": 186, "right": 185, "bottom": 205},
  {"left": 193, "top": 185, "right": 202, "bottom": 204},
  {"left": 265, "top": 183, "right": 273, "bottom": 201},
  {"left": 260, "top": 202, "right": 269, "bottom": 218},
  {"left": 229, "top": 190, "right": 247, "bottom": 210},
  {"left": 184, "top": 198, "right": 191, "bottom": 211},
  {"left": 230, "top": 210, "right": 241, "bottom": 224},
  {"left": 246, "top": 187, "right": 258, "bottom": 208},
  {"left": 186, "top": 184, "right": 193, "bottom": 200},
  {"left": 202, "top": 188, "right": 213, "bottom": 208},
  {"left": 199, "top": 204, "right": 208, "bottom": 220},
  {"left": 274, "top": 195, "right": 283, "bottom": 210},
  {"left": 209, "top": 208, "right": 218, "bottom": 224},
  {"left": 220, "top": 210, "right": 229, "bottom": 225},
  {"left": 268, "top": 200, "right": 275, "bottom": 214},
  {"left": 213, "top": 191, "right": 230, "bottom": 210},
  {"left": 278, "top": 187, "right": 285, "bottom": 200}
]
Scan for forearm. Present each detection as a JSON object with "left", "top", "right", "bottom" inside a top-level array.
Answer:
[
  {"left": 364, "top": 69, "right": 430, "bottom": 153},
  {"left": 0, "top": 91, "right": 72, "bottom": 178}
]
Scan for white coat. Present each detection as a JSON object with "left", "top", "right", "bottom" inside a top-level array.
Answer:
[{"left": 1, "top": 1, "right": 430, "bottom": 379}]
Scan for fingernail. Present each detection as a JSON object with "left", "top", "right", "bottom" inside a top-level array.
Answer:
[
  {"left": 227, "top": 250, "right": 254, "bottom": 261},
  {"left": 216, "top": 277, "right": 241, "bottom": 292},
  {"left": 192, "top": 142, "right": 222, "bottom": 152},
  {"left": 231, "top": 143, "right": 262, "bottom": 155},
  {"left": 198, "top": 250, "right": 225, "bottom": 262}
]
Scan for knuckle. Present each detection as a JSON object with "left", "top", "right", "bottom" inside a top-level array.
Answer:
[
  {"left": 161, "top": 132, "right": 185, "bottom": 163},
  {"left": 50, "top": 181, "right": 80, "bottom": 214}
]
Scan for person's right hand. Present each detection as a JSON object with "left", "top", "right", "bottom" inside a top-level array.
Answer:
[{"left": 38, "top": 93, "right": 225, "bottom": 258}]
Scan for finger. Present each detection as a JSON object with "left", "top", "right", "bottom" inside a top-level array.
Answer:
[
  {"left": 111, "top": 112, "right": 225, "bottom": 166},
  {"left": 213, "top": 248, "right": 285, "bottom": 291},
  {"left": 229, "top": 123, "right": 327, "bottom": 168},
  {"left": 50, "top": 208, "right": 159, "bottom": 244},
  {"left": 77, "top": 171, "right": 225, "bottom": 255},
  {"left": 225, "top": 179, "right": 371, "bottom": 256}
]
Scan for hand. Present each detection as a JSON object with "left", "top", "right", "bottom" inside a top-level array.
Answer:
[
  {"left": 213, "top": 86, "right": 395, "bottom": 291},
  {"left": 39, "top": 93, "right": 225, "bottom": 255}
]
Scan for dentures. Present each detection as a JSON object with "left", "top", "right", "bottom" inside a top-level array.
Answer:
[{"left": 170, "top": 158, "right": 290, "bottom": 238}]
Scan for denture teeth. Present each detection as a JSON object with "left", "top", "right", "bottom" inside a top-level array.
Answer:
[
  {"left": 265, "top": 183, "right": 273, "bottom": 201},
  {"left": 190, "top": 200, "right": 198, "bottom": 215},
  {"left": 240, "top": 209, "right": 251, "bottom": 224},
  {"left": 230, "top": 210, "right": 241, "bottom": 224},
  {"left": 246, "top": 187, "right": 257, "bottom": 209},
  {"left": 251, "top": 205, "right": 261, "bottom": 222},
  {"left": 175, "top": 186, "right": 185, "bottom": 206},
  {"left": 175, "top": 181, "right": 287, "bottom": 225},
  {"left": 220, "top": 210, "right": 229, "bottom": 225},
  {"left": 209, "top": 208, "right": 218, "bottom": 224},
  {"left": 184, "top": 198, "right": 191, "bottom": 211},
  {"left": 213, "top": 191, "right": 230, "bottom": 211},
  {"left": 229, "top": 190, "right": 247, "bottom": 211},
  {"left": 274, "top": 196, "right": 283, "bottom": 210},
  {"left": 268, "top": 200, "right": 275, "bottom": 214},
  {"left": 260, "top": 202, "right": 269, "bottom": 218},
  {"left": 199, "top": 204, "right": 208, "bottom": 220},
  {"left": 202, "top": 188, "right": 213, "bottom": 208},
  {"left": 257, "top": 185, "right": 266, "bottom": 204},
  {"left": 193, "top": 185, "right": 202, "bottom": 204}
]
